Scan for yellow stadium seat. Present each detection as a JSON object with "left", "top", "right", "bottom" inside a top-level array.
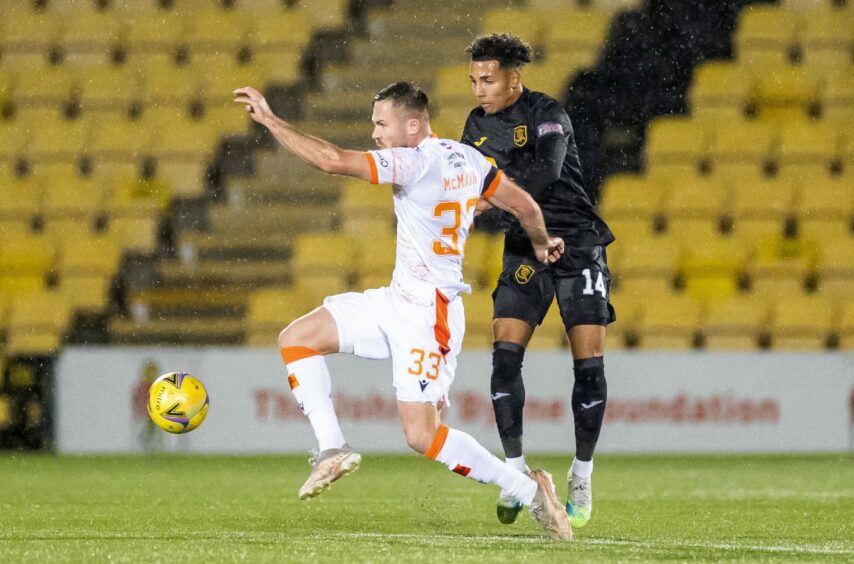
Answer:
[
  {"left": 7, "top": 62, "right": 76, "bottom": 107},
  {"left": 636, "top": 293, "right": 703, "bottom": 350},
  {"left": 245, "top": 10, "right": 313, "bottom": 53},
  {"left": 544, "top": 9, "right": 613, "bottom": 60},
  {"left": 728, "top": 176, "right": 796, "bottom": 221},
  {"left": 800, "top": 7, "right": 852, "bottom": 70},
  {"left": 463, "top": 290, "right": 494, "bottom": 350},
  {"left": 769, "top": 294, "right": 836, "bottom": 349},
  {"left": 60, "top": 8, "right": 123, "bottom": 62},
  {"left": 645, "top": 117, "right": 711, "bottom": 174},
  {"left": 840, "top": 302, "right": 854, "bottom": 350},
  {"left": 140, "top": 59, "right": 205, "bottom": 108},
  {"left": 816, "top": 239, "right": 854, "bottom": 298},
  {"left": 108, "top": 214, "right": 160, "bottom": 253},
  {"left": 184, "top": 8, "right": 251, "bottom": 54},
  {"left": 754, "top": 66, "right": 821, "bottom": 123},
  {"left": 661, "top": 176, "right": 729, "bottom": 222},
  {"left": 121, "top": 11, "right": 187, "bottom": 55},
  {"left": 522, "top": 64, "right": 571, "bottom": 99},
  {"left": 701, "top": 295, "right": 769, "bottom": 350},
  {"left": 707, "top": 119, "right": 776, "bottom": 177},
  {"left": 799, "top": 217, "right": 852, "bottom": 244},
  {"left": 74, "top": 63, "right": 141, "bottom": 111},
  {"left": 528, "top": 305, "right": 567, "bottom": 351},
  {"left": 749, "top": 234, "right": 816, "bottom": 296},
  {"left": 689, "top": 61, "right": 752, "bottom": 121},
  {"left": 356, "top": 232, "right": 396, "bottom": 278},
  {"left": 339, "top": 179, "right": 393, "bottom": 219},
  {"left": 0, "top": 121, "right": 28, "bottom": 159},
  {"left": 677, "top": 237, "right": 747, "bottom": 301},
  {"left": 27, "top": 119, "right": 90, "bottom": 162},
  {"left": 89, "top": 117, "right": 154, "bottom": 164},
  {"left": 292, "top": 233, "right": 359, "bottom": 278},
  {"left": 727, "top": 178, "right": 796, "bottom": 246},
  {"left": 434, "top": 64, "right": 474, "bottom": 108},
  {"left": 822, "top": 68, "right": 854, "bottom": 123},
  {"left": 42, "top": 175, "right": 107, "bottom": 233},
  {"left": 246, "top": 285, "right": 322, "bottom": 346},
  {"left": 0, "top": 233, "right": 55, "bottom": 276},
  {"left": 614, "top": 237, "right": 679, "bottom": 296},
  {"left": 192, "top": 54, "right": 268, "bottom": 108},
  {"left": 462, "top": 232, "right": 503, "bottom": 290},
  {"left": 251, "top": 50, "right": 303, "bottom": 85},
  {"left": 482, "top": 9, "right": 544, "bottom": 50},
  {"left": 776, "top": 120, "right": 843, "bottom": 179},
  {"left": 0, "top": 7, "right": 61, "bottom": 54},
  {"left": 735, "top": 6, "right": 800, "bottom": 67},
  {"left": 599, "top": 173, "right": 669, "bottom": 220},
  {"left": 5, "top": 291, "right": 71, "bottom": 355},
  {"left": 0, "top": 176, "right": 43, "bottom": 226},
  {"left": 797, "top": 176, "right": 853, "bottom": 221}
]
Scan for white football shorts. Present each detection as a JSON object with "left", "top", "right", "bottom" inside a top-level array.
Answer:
[{"left": 322, "top": 285, "right": 465, "bottom": 405}]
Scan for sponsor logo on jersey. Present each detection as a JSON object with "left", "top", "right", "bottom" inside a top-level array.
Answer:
[
  {"left": 474, "top": 136, "right": 488, "bottom": 147},
  {"left": 537, "top": 122, "right": 564, "bottom": 137},
  {"left": 514, "top": 264, "right": 535, "bottom": 284},
  {"left": 513, "top": 125, "right": 528, "bottom": 147}
]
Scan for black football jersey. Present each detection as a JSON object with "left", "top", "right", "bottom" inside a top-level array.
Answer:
[{"left": 461, "top": 87, "right": 614, "bottom": 248}]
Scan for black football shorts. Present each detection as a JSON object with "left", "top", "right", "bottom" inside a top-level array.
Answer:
[{"left": 491, "top": 237, "right": 617, "bottom": 330}]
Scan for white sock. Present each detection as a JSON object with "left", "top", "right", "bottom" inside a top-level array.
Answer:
[
  {"left": 571, "top": 457, "right": 593, "bottom": 479},
  {"left": 426, "top": 426, "right": 537, "bottom": 505},
  {"left": 506, "top": 455, "right": 528, "bottom": 474},
  {"left": 281, "top": 347, "right": 346, "bottom": 452}
]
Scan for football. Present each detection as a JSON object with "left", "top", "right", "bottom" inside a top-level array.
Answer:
[{"left": 147, "top": 372, "right": 209, "bottom": 434}]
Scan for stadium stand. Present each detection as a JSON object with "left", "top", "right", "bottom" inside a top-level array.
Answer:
[{"left": 1, "top": 0, "right": 849, "bottom": 359}]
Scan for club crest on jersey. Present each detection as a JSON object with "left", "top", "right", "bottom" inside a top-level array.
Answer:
[
  {"left": 513, "top": 125, "right": 528, "bottom": 147},
  {"left": 514, "top": 264, "right": 535, "bottom": 284}
]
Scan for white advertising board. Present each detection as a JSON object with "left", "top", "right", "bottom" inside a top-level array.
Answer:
[{"left": 55, "top": 348, "right": 854, "bottom": 454}]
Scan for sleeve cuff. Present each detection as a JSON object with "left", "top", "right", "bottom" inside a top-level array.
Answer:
[
  {"left": 481, "top": 169, "right": 503, "bottom": 200},
  {"left": 364, "top": 152, "right": 379, "bottom": 184}
]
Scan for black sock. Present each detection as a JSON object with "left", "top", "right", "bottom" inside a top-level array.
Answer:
[
  {"left": 490, "top": 341, "right": 526, "bottom": 458},
  {"left": 571, "top": 356, "right": 607, "bottom": 462}
]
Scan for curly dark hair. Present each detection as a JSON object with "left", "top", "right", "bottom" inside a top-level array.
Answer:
[
  {"left": 373, "top": 81, "right": 430, "bottom": 115},
  {"left": 466, "top": 33, "right": 534, "bottom": 69}
]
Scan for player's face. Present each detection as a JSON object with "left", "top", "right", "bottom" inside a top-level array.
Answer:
[
  {"left": 371, "top": 100, "right": 411, "bottom": 149},
  {"left": 469, "top": 60, "right": 521, "bottom": 115}
]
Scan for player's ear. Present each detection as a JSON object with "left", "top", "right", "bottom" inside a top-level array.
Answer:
[
  {"left": 407, "top": 117, "right": 421, "bottom": 136},
  {"left": 510, "top": 68, "right": 521, "bottom": 90}
]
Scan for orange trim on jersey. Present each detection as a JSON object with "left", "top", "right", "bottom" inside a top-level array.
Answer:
[
  {"left": 280, "top": 346, "right": 321, "bottom": 365},
  {"left": 364, "top": 152, "right": 379, "bottom": 184},
  {"left": 287, "top": 374, "right": 300, "bottom": 390},
  {"left": 429, "top": 132, "right": 438, "bottom": 138},
  {"left": 425, "top": 424, "right": 449, "bottom": 460},
  {"left": 434, "top": 290, "right": 451, "bottom": 357},
  {"left": 482, "top": 169, "right": 503, "bottom": 200}
]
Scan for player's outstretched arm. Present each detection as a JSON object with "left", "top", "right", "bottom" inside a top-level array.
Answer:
[
  {"left": 234, "top": 87, "right": 372, "bottom": 182},
  {"left": 487, "top": 174, "right": 564, "bottom": 264}
]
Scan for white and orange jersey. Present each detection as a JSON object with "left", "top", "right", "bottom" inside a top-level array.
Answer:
[{"left": 364, "top": 135, "right": 502, "bottom": 303}]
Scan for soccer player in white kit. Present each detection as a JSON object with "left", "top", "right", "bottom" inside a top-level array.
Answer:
[{"left": 234, "top": 82, "right": 571, "bottom": 540}]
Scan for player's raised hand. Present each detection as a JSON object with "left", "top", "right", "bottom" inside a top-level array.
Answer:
[{"left": 233, "top": 87, "right": 275, "bottom": 126}]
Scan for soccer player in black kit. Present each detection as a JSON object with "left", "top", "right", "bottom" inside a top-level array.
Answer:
[{"left": 461, "top": 33, "right": 616, "bottom": 529}]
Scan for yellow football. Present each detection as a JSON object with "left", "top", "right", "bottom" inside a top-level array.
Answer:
[{"left": 147, "top": 372, "right": 209, "bottom": 434}]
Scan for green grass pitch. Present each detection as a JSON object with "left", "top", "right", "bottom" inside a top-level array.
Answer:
[{"left": 0, "top": 453, "right": 852, "bottom": 562}]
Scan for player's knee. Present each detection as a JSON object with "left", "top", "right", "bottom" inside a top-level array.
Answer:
[
  {"left": 573, "top": 356, "right": 606, "bottom": 391},
  {"left": 277, "top": 323, "right": 302, "bottom": 350},
  {"left": 401, "top": 422, "right": 436, "bottom": 454},
  {"left": 491, "top": 341, "right": 525, "bottom": 383}
]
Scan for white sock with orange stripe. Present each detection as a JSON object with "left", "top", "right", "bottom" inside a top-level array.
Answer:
[
  {"left": 280, "top": 346, "right": 346, "bottom": 452},
  {"left": 425, "top": 425, "right": 537, "bottom": 505}
]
